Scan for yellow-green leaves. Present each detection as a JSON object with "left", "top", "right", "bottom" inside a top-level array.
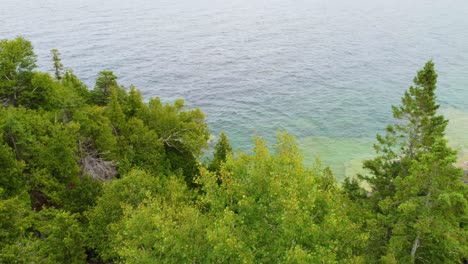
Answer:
[{"left": 0, "top": 37, "right": 36, "bottom": 107}]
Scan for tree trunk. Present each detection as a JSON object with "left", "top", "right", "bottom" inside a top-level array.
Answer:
[
  {"left": 411, "top": 190, "right": 431, "bottom": 263},
  {"left": 411, "top": 234, "right": 420, "bottom": 263}
]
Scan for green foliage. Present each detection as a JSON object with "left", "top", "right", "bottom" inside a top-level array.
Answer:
[
  {"left": 394, "top": 61, "right": 446, "bottom": 153},
  {"left": 0, "top": 107, "right": 81, "bottom": 208},
  {"left": 117, "top": 117, "right": 168, "bottom": 176},
  {"left": 91, "top": 70, "right": 118, "bottom": 105},
  {"left": 0, "top": 37, "right": 37, "bottom": 107},
  {"left": 147, "top": 98, "right": 209, "bottom": 157},
  {"left": 86, "top": 170, "right": 163, "bottom": 261},
  {"left": 0, "top": 193, "right": 31, "bottom": 250},
  {"left": 208, "top": 131, "right": 233, "bottom": 173},
  {"left": 63, "top": 175, "right": 103, "bottom": 214},
  {"left": 0, "top": 138, "right": 25, "bottom": 198},
  {"left": 74, "top": 105, "right": 117, "bottom": 159},
  {"left": 125, "top": 85, "right": 148, "bottom": 119},
  {"left": 384, "top": 139, "right": 467, "bottom": 263},
  {"left": 146, "top": 97, "right": 210, "bottom": 182},
  {"left": 1, "top": 208, "right": 86, "bottom": 264},
  {"left": 113, "top": 176, "right": 208, "bottom": 263},
  {"left": 0, "top": 39, "right": 61, "bottom": 110},
  {"left": 361, "top": 61, "right": 448, "bottom": 207},
  {"left": 1, "top": 194, "right": 87, "bottom": 263},
  {"left": 22, "top": 72, "right": 62, "bottom": 110},
  {"left": 52, "top": 73, "right": 88, "bottom": 123},
  {"left": 51, "top": 49, "right": 64, "bottom": 80},
  {"left": 357, "top": 61, "right": 468, "bottom": 263},
  {"left": 342, "top": 177, "right": 367, "bottom": 202},
  {"left": 199, "top": 133, "right": 367, "bottom": 262},
  {"left": 106, "top": 86, "right": 126, "bottom": 131},
  {"left": 62, "top": 70, "right": 91, "bottom": 104},
  {"left": 110, "top": 134, "right": 367, "bottom": 263},
  {"left": 0, "top": 38, "right": 464, "bottom": 264}
]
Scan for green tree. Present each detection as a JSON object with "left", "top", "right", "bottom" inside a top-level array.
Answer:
[
  {"left": 117, "top": 117, "right": 168, "bottom": 176},
  {"left": 0, "top": 107, "right": 81, "bottom": 209},
  {"left": 0, "top": 138, "right": 25, "bottom": 198},
  {"left": 74, "top": 105, "right": 117, "bottom": 152},
  {"left": 383, "top": 139, "right": 467, "bottom": 263},
  {"left": 110, "top": 134, "right": 367, "bottom": 263},
  {"left": 197, "top": 133, "right": 367, "bottom": 262},
  {"left": 53, "top": 75, "right": 87, "bottom": 123},
  {"left": 0, "top": 193, "right": 31, "bottom": 252},
  {"left": 106, "top": 86, "right": 126, "bottom": 132},
  {"left": 91, "top": 70, "right": 118, "bottom": 105},
  {"left": 62, "top": 70, "right": 91, "bottom": 104},
  {"left": 63, "top": 175, "right": 103, "bottom": 214},
  {"left": 51, "top": 48, "right": 64, "bottom": 80},
  {"left": 0, "top": 37, "right": 37, "bottom": 107},
  {"left": 145, "top": 98, "right": 210, "bottom": 183},
  {"left": 86, "top": 170, "right": 162, "bottom": 262},
  {"left": 342, "top": 176, "right": 367, "bottom": 202},
  {"left": 18, "top": 72, "right": 59, "bottom": 110},
  {"left": 0, "top": 39, "right": 62, "bottom": 110},
  {"left": 112, "top": 176, "right": 208, "bottom": 263},
  {"left": 1, "top": 208, "right": 86, "bottom": 264},
  {"left": 208, "top": 132, "right": 233, "bottom": 173},
  {"left": 358, "top": 61, "right": 468, "bottom": 262},
  {"left": 360, "top": 61, "right": 449, "bottom": 209},
  {"left": 74, "top": 106, "right": 119, "bottom": 180},
  {"left": 125, "top": 85, "right": 148, "bottom": 119}
]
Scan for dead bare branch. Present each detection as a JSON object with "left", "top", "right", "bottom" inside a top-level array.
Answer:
[{"left": 78, "top": 139, "right": 118, "bottom": 181}]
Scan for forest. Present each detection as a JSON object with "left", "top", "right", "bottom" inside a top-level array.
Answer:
[{"left": 0, "top": 37, "right": 466, "bottom": 263}]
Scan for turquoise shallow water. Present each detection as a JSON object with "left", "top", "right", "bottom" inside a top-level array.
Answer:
[{"left": 1, "top": 0, "right": 467, "bottom": 179}]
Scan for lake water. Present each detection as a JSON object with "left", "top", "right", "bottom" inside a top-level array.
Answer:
[{"left": 1, "top": 0, "right": 468, "bottom": 179}]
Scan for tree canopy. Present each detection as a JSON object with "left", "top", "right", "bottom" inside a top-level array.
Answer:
[
  {"left": 0, "top": 37, "right": 466, "bottom": 263},
  {"left": 352, "top": 61, "right": 468, "bottom": 263}
]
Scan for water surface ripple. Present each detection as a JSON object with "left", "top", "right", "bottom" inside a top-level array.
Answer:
[{"left": 1, "top": 0, "right": 467, "bottom": 178}]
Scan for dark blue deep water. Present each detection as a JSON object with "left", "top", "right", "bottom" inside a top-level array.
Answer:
[{"left": 2, "top": 0, "right": 467, "bottom": 178}]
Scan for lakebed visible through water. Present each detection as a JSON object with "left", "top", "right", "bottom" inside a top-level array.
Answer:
[{"left": 1, "top": 0, "right": 467, "bottom": 179}]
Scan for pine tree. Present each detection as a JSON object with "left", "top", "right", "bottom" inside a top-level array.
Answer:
[
  {"left": 359, "top": 61, "right": 468, "bottom": 262},
  {"left": 384, "top": 138, "right": 467, "bottom": 263},
  {"left": 51, "top": 49, "right": 63, "bottom": 80},
  {"left": 106, "top": 87, "right": 126, "bottom": 133},
  {"left": 92, "top": 71, "right": 118, "bottom": 106},
  {"left": 208, "top": 132, "right": 233, "bottom": 172},
  {"left": 125, "top": 85, "right": 148, "bottom": 119},
  {"left": 361, "top": 61, "right": 448, "bottom": 209}
]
